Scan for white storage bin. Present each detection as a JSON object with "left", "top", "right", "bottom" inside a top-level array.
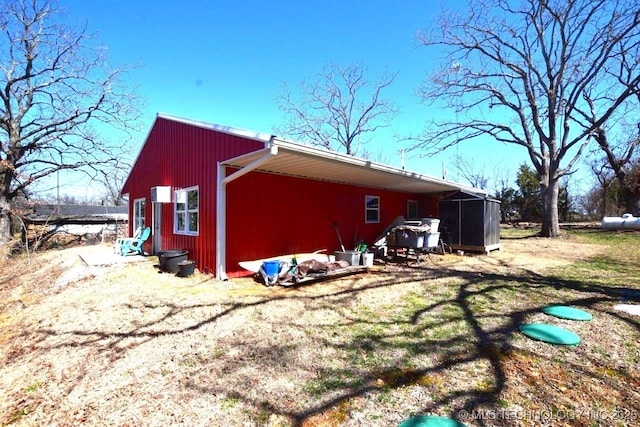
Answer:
[
  {"left": 421, "top": 218, "right": 440, "bottom": 233},
  {"left": 423, "top": 232, "right": 441, "bottom": 249}
]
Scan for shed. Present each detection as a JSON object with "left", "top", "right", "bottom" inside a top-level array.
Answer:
[
  {"left": 21, "top": 204, "right": 128, "bottom": 245},
  {"left": 438, "top": 191, "right": 501, "bottom": 254},
  {"left": 121, "top": 113, "right": 481, "bottom": 279}
]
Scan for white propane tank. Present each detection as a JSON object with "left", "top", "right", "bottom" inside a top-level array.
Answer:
[{"left": 601, "top": 213, "right": 640, "bottom": 230}]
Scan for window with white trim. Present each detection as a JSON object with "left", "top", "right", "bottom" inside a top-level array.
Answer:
[
  {"left": 174, "top": 186, "right": 199, "bottom": 235},
  {"left": 365, "top": 195, "right": 380, "bottom": 223},
  {"left": 133, "top": 198, "right": 146, "bottom": 231}
]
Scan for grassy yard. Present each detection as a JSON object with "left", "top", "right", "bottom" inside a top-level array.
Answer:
[{"left": 1, "top": 227, "right": 639, "bottom": 426}]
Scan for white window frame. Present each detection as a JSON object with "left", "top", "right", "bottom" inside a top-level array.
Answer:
[
  {"left": 407, "top": 200, "right": 418, "bottom": 219},
  {"left": 365, "top": 195, "right": 380, "bottom": 224},
  {"left": 133, "top": 198, "right": 146, "bottom": 232},
  {"left": 174, "top": 186, "right": 199, "bottom": 236}
]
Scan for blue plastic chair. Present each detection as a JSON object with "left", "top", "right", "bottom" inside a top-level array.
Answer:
[
  {"left": 119, "top": 226, "right": 151, "bottom": 256},
  {"left": 114, "top": 226, "right": 142, "bottom": 253}
]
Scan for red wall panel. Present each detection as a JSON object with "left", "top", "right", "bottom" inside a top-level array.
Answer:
[
  {"left": 225, "top": 170, "right": 439, "bottom": 277},
  {"left": 121, "top": 116, "right": 263, "bottom": 273}
]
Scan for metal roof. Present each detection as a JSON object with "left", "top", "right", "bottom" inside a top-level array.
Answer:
[
  {"left": 136, "top": 113, "right": 483, "bottom": 195},
  {"left": 222, "top": 137, "right": 479, "bottom": 195},
  {"left": 156, "top": 113, "right": 273, "bottom": 143},
  {"left": 24, "top": 204, "right": 128, "bottom": 223},
  {"left": 26, "top": 204, "right": 128, "bottom": 217}
]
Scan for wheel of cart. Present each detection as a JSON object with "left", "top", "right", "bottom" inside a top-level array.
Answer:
[{"left": 438, "top": 227, "right": 453, "bottom": 254}]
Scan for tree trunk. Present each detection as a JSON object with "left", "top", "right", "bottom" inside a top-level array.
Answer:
[
  {"left": 621, "top": 186, "right": 640, "bottom": 216},
  {"left": 0, "top": 195, "right": 12, "bottom": 244},
  {"left": 540, "top": 179, "right": 561, "bottom": 237},
  {"left": 601, "top": 186, "right": 608, "bottom": 218}
]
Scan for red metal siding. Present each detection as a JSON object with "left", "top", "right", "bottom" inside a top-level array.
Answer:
[
  {"left": 422, "top": 195, "right": 439, "bottom": 218},
  {"left": 123, "top": 116, "right": 441, "bottom": 278},
  {"left": 225, "top": 170, "right": 439, "bottom": 277},
  {"left": 121, "top": 117, "right": 263, "bottom": 273}
]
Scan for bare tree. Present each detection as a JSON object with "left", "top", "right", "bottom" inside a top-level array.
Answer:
[
  {"left": 591, "top": 128, "right": 640, "bottom": 214},
  {"left": 492, "top": 169, "right": 518, "bottom": 223},
  {"left": 588, "top": 157, "right": 618, "bottom": 217},
  {"left": 450, "top": 153, "right": 489, "bottom": 189},
  {"left": 580, "top": 14, "right": 640, "bottom": 214},
  {"left": 96, "top": 160, "right": 130, "bottom": 206},
  {"left": 409, "top": 0, "right": 640, "bottom": 237},
  {"left": 276, "top": 63, "right": 397, "bottom": 156},
  {"left": 0, "top": 0, "right": 139, "bottom": 244}
]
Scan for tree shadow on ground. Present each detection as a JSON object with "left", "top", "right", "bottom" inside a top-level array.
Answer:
[{"left": 4, "top": 252, "right": 640, "bottom": 426}]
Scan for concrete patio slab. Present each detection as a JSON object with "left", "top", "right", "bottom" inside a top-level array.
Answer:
[{"left": 79, "top": 244, "right": 154, "bottom": 266}]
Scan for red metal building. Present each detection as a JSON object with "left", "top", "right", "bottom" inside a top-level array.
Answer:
[{"left": 121, "top": 114, "right": 472, "bottom": 279}]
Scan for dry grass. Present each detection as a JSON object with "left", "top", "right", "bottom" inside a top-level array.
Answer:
[{"left": 1, "top": 229, "right": 639, "bottom": 426}]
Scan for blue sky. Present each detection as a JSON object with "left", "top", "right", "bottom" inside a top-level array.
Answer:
[{"left": 57, "top": 0, "right": 542, "bottom": 198}]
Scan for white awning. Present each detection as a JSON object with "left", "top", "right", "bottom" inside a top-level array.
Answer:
[{"left": 221, "top": 137, "right": 479, "bottom": 195}]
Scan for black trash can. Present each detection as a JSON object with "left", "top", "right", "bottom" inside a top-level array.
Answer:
[
  {"left": 158, "top": 250, "right": 188, "bottom": 274},
  {"left": 177, "top": 260, "right": 196, "bottom": 277}
]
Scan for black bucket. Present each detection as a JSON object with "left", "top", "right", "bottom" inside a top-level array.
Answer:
[
  {"left": 177, "top": 260, "right": 196, "bottom": 277},
  {"left": 158, "top": 250, "right": 188, "bottom": 274}
]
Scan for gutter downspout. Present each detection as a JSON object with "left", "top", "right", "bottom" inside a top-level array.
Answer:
[{"left": 216, "top": 143, "right": 278, "bottom": 280}]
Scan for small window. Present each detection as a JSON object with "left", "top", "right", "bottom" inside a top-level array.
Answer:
[
  {"left": 365, "top": 195, "right": 380, "bottom": 223},
  {"left": 133, "top": 198, "right": 146, "bottom": 231},
  {"left": 407, "top": 200, "right": 418, "bottom": 219},
  {"left": 174, "top": 186, "right": 199, "bottom": 235}
]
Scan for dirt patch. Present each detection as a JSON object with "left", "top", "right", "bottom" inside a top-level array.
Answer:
[{"left": 1, "top": 236, "right": 638, "bottom": 426}]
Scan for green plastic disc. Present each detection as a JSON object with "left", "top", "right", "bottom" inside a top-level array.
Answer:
[
  {"left": 519, "top": 323, "right": 580, "bottom": 345},
  {"left": 542, "top": 305, "right": 592, "bottom": 321},
  {"left": 399, "top": 415, "right": 468, "bottom": 427}
]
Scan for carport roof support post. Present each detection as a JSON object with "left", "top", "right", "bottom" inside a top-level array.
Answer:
[{"left": 215, "top": 144, "right": 278, "bottom": 279}]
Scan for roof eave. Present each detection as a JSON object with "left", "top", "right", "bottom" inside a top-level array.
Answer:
[
  {"left": 221, "top": 137, "right": 484, "bottom": 195},
  {"left": 271, "top": 137, "right": 466, "bottom": 191}
]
